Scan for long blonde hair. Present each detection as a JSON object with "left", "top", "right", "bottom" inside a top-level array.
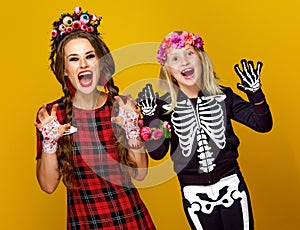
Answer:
[{"left": 158, "top": 31, "right": 223, "bottom": 113}]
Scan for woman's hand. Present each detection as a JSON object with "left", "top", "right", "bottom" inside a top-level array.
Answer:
[
  {"left": 34, "top": 104, "right": 70, "bottom": 154},
  {"left": 111, "top": 94, "right": 140, "bottom": 140}
]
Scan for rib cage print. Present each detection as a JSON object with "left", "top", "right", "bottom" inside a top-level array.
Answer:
[{"left": 171, "top": 95, "right": 226, "bottom": 173}]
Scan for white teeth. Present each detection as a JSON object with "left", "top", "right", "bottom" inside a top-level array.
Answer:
[
  {"left": 182, "top": 68, "right": 192, "bottom": 74},
  {"left": 79, "top": 72, "right": 91, "bottom": 77}
]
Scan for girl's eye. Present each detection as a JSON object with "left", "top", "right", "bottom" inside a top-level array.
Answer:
[
  {"left": 188, "top": 51, "right": 194, "bottom": 56},
  {"left": 172, "top": 56, "right": 178, "bottom": 62}
]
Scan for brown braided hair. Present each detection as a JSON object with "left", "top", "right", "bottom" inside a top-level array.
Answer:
[{"left": 49, "top": 30, "right": 137, "bottom": 189}]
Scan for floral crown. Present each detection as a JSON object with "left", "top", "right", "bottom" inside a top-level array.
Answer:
[
  {"left": 157, "top": 31, "right": 204, "bottom": 65},
  {"left": 51, "top": 6, "right": 102, "bottom": 44}
]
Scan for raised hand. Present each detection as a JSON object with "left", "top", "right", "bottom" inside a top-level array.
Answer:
[
  {"left": 34, "top": 104, "right": 70, "bottom": 154},
  {"left": 137, "top": 84, "right": 158, "bottom": 116},
  {"left": 234, "top": 59, "right": 263, "bottom": 93},
  {"left": 112, "top": 94, "right": 140, "bottom": 140}
]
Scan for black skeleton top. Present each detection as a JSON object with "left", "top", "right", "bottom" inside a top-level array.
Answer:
[{"left": 142, "top": 86, "right": 272, "bottom": 185}]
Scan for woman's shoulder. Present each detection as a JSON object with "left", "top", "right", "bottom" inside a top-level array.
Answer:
[{"left": 36, "top": 97, "right": 64, "bottom": 111}]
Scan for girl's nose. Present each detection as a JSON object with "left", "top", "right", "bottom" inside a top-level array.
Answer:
[{"left": 182, "top": 56, "right": 189, "bottom": 66}]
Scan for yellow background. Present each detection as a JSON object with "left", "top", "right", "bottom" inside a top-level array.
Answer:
[{"left": 1, "top": 0, "right": 299, "bottom": 229}]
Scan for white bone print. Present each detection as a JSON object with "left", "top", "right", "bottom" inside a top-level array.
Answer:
[
  {"left": 171, "top": 95, "right": 226, "bottom": 172},
  {"left": 183, "top": 174, "right": 250, "bottom": 230}
]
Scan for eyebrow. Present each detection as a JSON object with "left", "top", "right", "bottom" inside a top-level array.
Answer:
[{"left": 66, "top": 50, "right": 95, "bottom": 58}]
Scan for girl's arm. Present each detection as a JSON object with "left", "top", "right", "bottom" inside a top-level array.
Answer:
[
  {"left": 137, "top": 84, "right": 171, "bottom": 160},
  {"left": 232, "top": 59, "right": 273, "bottom": 132}
]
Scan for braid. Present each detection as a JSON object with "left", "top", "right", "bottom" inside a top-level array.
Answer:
[
  {"left": 56, "top": 81, "right": 77, "bottom": 190},
  {"left": 106, "top": 79, "right": 138, "bottom": 174}
]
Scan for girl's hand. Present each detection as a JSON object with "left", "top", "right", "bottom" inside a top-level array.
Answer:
[
  {"left": 137, "top": 83, "right": 158, "bottom": 116},
  {"left": 234, "top": 59, "right": 263, "bottom": 93}
]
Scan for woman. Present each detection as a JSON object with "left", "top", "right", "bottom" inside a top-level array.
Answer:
[{"left": 34, "top": 6, "right": 155, "bottom": 230}]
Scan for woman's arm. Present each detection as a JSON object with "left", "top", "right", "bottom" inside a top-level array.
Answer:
[
  {"left": 34, "top": 103, "right": 69, "bottom": 193},
  {"left": 36, "top": 153, "right": 60, "bottom": 194},
  {"left": 127, "top": 139, "right": 149, "bottom": 181}
]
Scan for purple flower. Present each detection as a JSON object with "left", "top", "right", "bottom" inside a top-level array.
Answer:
[
  {"left": 193, "top": 35, "right": 204, "bottom": 49},
  {"left": 156, "top": 31, "right": 205, "bottom": 65},
  {"left": 152, "top": 128, "right": 163, "bottom": 140}
]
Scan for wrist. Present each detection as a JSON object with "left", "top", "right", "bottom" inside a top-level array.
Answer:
[
  {"left": 128, "top": 139, "right": 145, "bottom": 153},
  {"left": 247, "top": 88, "right": 265, "bottom": 104},
  {"left": 39, "top": 118, "right": 62, "bottom": 154},
  {"left": 42, "top": 139, "right": 58, "bottom": 154}
]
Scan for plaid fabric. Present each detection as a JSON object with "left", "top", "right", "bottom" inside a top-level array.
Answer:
[{"left": 36, "top": 96, "right": 155, "bottom": 230}]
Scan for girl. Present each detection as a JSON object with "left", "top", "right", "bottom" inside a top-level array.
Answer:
[
  {"left": 34, "top": 6, "right": 155, "bottom": 230},
  {"left": 137, "top": 31, "right": 272, "bottom": 230}
]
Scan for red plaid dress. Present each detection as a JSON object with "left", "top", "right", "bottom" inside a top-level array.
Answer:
[{"left": 36, "top": 95, "right": 155, "bottom": 230}]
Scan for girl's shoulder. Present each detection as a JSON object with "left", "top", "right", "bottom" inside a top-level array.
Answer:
[{"left": 220, "top": 85, "right": 233, "bottom": 93}]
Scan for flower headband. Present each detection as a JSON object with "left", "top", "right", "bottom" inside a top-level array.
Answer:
[
  {"left": 51, "top": 6, "right": 102, "bottom": 44},
  {"left": 157, "top": 31, "right": 204, "bottom": 65}
]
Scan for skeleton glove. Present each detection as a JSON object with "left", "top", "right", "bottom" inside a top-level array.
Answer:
[
  {"left": 234, "top": 59, "right": 263, "bottom": 94},
  {"left": 137, "top": 84, "right": 158, "bottom": 117}
]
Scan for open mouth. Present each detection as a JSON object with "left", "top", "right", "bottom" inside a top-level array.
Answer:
[
  {"left": 181, "top": 68, "right": 194, "bottom": 78},
  {"left": 78, "top": 71, "right": 93, "bottom": 87}
]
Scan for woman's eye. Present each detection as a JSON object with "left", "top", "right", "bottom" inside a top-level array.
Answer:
[
  {"left": 188, "top": 51, "right": 194, "bottom": 56},
  {"left": 86, "top": 53, "right": 96, "bottom": 59},
  {"left": 69, "top": 57, "right": 79, "bottom": 62}
]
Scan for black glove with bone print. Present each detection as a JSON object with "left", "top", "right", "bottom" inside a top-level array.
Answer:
[{"left": 234, "top": 59, "right": 265, "bottom": 104}]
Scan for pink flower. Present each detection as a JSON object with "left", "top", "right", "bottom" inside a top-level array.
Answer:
[
  {"left": 156, "top": 31, "right": 204, "bottom": 65},
  {"left": 163, "top": 121, "right": 171, "bottom": 132},
  {"left": 140, "top": 126, "right": 152, "bottom": 141},
  {"left": 152, "top": 128, "right": 163, "bottom": 140}
]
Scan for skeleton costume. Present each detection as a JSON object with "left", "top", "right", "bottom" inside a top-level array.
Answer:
[
  {"left": 138, "top": 31, "right": 272, "bottom": 229},
  {"left": 140, "top": 86, "right": 272, "bottom": 230},
  {"left": 138, "top": 83, "right": 272, "bottom": 230}
]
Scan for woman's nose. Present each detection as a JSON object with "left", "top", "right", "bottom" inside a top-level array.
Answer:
[{"left": 80, "top": 57, "right": 88, "bottom": 68}]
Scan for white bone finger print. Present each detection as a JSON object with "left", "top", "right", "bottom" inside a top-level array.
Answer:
[{"left": 172, "top": 95, "right": 226, "bottom": 173}]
